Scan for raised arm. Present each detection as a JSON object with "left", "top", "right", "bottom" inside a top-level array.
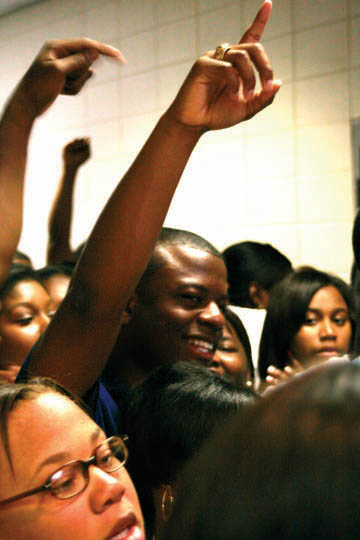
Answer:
[
  {"left": 28, "top": 0, "right": 280, "bottom": 397},
  {"left": 47, "top": 138, "right": 91, "bottom": 264},
  {"left": 0, "top": 38, "right": 123, "bottom": 286}
]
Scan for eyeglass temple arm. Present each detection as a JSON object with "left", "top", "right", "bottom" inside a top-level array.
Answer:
[{"left": 0, "top": 483, "right": 49, "bottom": 507}]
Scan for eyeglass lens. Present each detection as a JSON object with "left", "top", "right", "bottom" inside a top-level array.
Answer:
[{"left": 49, "top": 437, "right": 127, "bottom": 500}]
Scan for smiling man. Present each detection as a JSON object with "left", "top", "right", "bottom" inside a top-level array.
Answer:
[{"left": 102, "top": 228, "right": 229, "bottom": 392}]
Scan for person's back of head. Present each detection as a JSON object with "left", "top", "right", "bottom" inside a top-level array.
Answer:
[
  {"left": 125, "top": 361, "right": 256, "bottom": 538},
  {"left": 223, "top": 241, "right": 292, "bottom": 308},
  {"left": 165, "top": 362, "right": 360, "bottom": 540},
  {"left": 11, "top": 250, "right": 33, "bottom": 268}
]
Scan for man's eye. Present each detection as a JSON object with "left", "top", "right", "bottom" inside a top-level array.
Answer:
[
  {"left": 303, "top": 317, "right": 317, "bottom": 325},
  {"left": 181, "top": 294, "right": 202, "bottom": 304}
]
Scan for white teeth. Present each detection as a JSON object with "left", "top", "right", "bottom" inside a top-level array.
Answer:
[
  {"left": 108, "top": 527, "right": 130, "bottom": 540},
  {"left": 189, "top": 339, "right": 214, "bottom": 353}
]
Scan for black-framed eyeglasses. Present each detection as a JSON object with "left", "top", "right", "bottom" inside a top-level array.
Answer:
[{"left": 0, "top": 436, "right": 128, "bottom": 507}]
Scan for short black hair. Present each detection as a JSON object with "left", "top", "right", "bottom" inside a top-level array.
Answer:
[
  {"left": 0, "top": 265, "right": 47, "bottom": 302},
  {"left": 223, "top": 241, "right": 292, "bottom": 307},
  {"left": 136, "top": 227, "right": 223, "bottom": 297},
  {"left": 258, "top": 266, "right": 355, "bottom": 380},
  {"left": 37, "top": 262, "right": 75, "bottom": 281},
  {"left": 12, "top": 250, "right": 32, "bottom": 267},
  {"left": 125, "top": 362, "right": 256, "bottom": 537}
]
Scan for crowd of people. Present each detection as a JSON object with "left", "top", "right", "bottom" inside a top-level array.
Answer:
[{"left": 0, "top": 1, "right": 359, "bottom": 539}]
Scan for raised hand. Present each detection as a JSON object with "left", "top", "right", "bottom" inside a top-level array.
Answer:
[
  {"left": 12, "top": 38, "right": 125, "bottom": 121},
  {"left": 166, "top": 0, "right": 280, "bottom": 132},
  {"left": 63, "top": 138, "right": 91, "bottom": 170},
  {"left": 266, "top": 356, "right": 304, "bottom": 387}
]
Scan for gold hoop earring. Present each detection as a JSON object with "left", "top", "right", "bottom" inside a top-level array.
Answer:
[{"left": 161, "top": 484, "right": 174, "bottom": 522}]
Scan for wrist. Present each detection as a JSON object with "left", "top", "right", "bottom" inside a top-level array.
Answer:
[
  {"left": 2, "top": 85, "right": 37, "bottom": 133},
  {"left": 160, "top": 109, "right": 204, "bottom": 144},
  {"left": 63, "top": 164, "right": 79, "bottom": 176}
]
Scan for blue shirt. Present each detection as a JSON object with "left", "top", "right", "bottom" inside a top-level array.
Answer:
[{"left": 17, "top": 353, "right": 122, "bottom": 437}]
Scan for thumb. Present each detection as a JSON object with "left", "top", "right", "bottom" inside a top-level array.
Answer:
[{"left": 56, "top": 48, "right": 100, "bottom": 75}]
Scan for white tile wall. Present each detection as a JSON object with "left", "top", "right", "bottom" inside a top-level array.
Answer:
[
  {"left": 119, "top": 71, "right": 157, "bottom": 116},
  {"left": 293, "top": 0, "right": 346, "bottom": 31},
  {"left": 198, "top": 3, "right": 242, "bottom": 54},
  {"left": 120, "top": 31, "right": 155, "bottom": 76},
  {"left": 295, "top": 22, "right": 347, "bottom": 79},
  {"left": 245, "top": 83, "right": 294, "bottom": 137},
  {"left": 86, "top": 80, "right": 121, "bottom": 124},
  {"left": 246, "top": 131, "right": 295, "bottom": 180},
  {"left": 86, "top": 2, "right": 120, "bottom": 42},
  {"left": 158, "top": 61, "right": 192, "bottom": 109},
  {"left": 296, "top": 122, "right": 351, "bottom": 176},
  {"left": 297, "top": 172, "right": 354, "bottom": 223},
  {"left": 244, "top": 177, "right": 297, "bottom": 225},
  {"left": 155, "top": 0, "right": 195, "bottom": 25},
  {"left": 350, "top": 69, "right": 360, "bottom": 117},
  {"left": 350, "top": 0, "right": 360, "bottom": 16},
  {"left": 350, "top": 17, "right": 360, "bottom": 68},
  {"left": 117, "top": 0, "right": 155, "bottom": 37},
  {"left": 0, "top": 0, "right": 356, "bottom": 278},
  {"left": 156, "top": 17, "right": 196, "bottom": 65},
  {"left": 262, "top": 35, "right": 293, "bottom": 83},
  {"left": 243, "top": 0, "right": 291, "bottom": 40},
  {"left": 299, "top": 222, "right": 353, "bottom": 276},
  {"left": 295, "top": 72, "right": 349, "bottom": 127}
]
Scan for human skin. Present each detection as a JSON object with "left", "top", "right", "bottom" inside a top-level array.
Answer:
[
  {"left": 0, "top": 38, "right": 123, "bottom": 287},
  {"left": 265, "top": 285, "right": 352, "bottom": 388},
  {"left": 290, "top": 285, "right": 351, "bottom": 368},
  {"left": 0, "top": 279, "right": 53, "bottom": 369},
  {"left": 47, "top": 138, "right": 91, "bottom": 265},
  {"left": 27, "top": 1, "right": 281, "bottom": 399},
  {"left": 118, "top": 245, "right": 228, "bottom": 380},
  {"left": 42, "top": 274, "right": 71, "bottom": 311},
  {"left": 0, "top": 392, "right": 144, "bottom": 540},
  {"left": 210, "top": 321, "right": 251, "bottom": 386}
]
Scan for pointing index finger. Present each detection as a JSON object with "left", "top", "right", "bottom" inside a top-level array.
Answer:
[
  {"left": 239, "top": 0, "right": 272, "bottom": 44},
  {"left": 49, "top": 37, "right": 127, "bottom": 63}
]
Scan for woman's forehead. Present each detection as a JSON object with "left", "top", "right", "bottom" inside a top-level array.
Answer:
[
  {"left": 5, "top": 394, "right": 99, "bottom": 473},
  {"left": 7, "top": 394, "right": 95, "bottom": 455}
]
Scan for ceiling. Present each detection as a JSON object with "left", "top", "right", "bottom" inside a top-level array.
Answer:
[{"left": 0, "top": 0, "right": 42, "bottom": 17}]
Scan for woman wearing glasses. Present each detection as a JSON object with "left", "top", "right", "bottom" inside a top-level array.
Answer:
[{"left": 0, "top": 379, "right": 144, "bottom": 540}]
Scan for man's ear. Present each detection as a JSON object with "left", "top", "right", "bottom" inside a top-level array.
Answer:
[
  {"left": 122, "top": 295, "right": 137, "bottom": 325},
  {"left": 248, "top": 281, "right": 269, "bottom": 309}
]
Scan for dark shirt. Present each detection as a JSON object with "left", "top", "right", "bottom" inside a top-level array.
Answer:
[{"left": 16, "top": 352, "right": 128, "bottom": 437}]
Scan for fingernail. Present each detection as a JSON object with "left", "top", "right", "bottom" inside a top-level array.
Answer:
[
  {"left": 264, "top": 79, "right": 273, "bottom": 91},
  {"left": 268, "top": 365, "right": 276, "bottom": 373},
  {"left": 247, "top": 89, "right": 254, "bottom": 100},
  {"left": 266, "top": 376, "right": 274, "bottom": 383}
]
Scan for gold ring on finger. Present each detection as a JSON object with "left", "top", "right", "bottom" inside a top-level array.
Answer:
[{"left": 214, "top": 43, "right": 231, "bottom": 61}]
